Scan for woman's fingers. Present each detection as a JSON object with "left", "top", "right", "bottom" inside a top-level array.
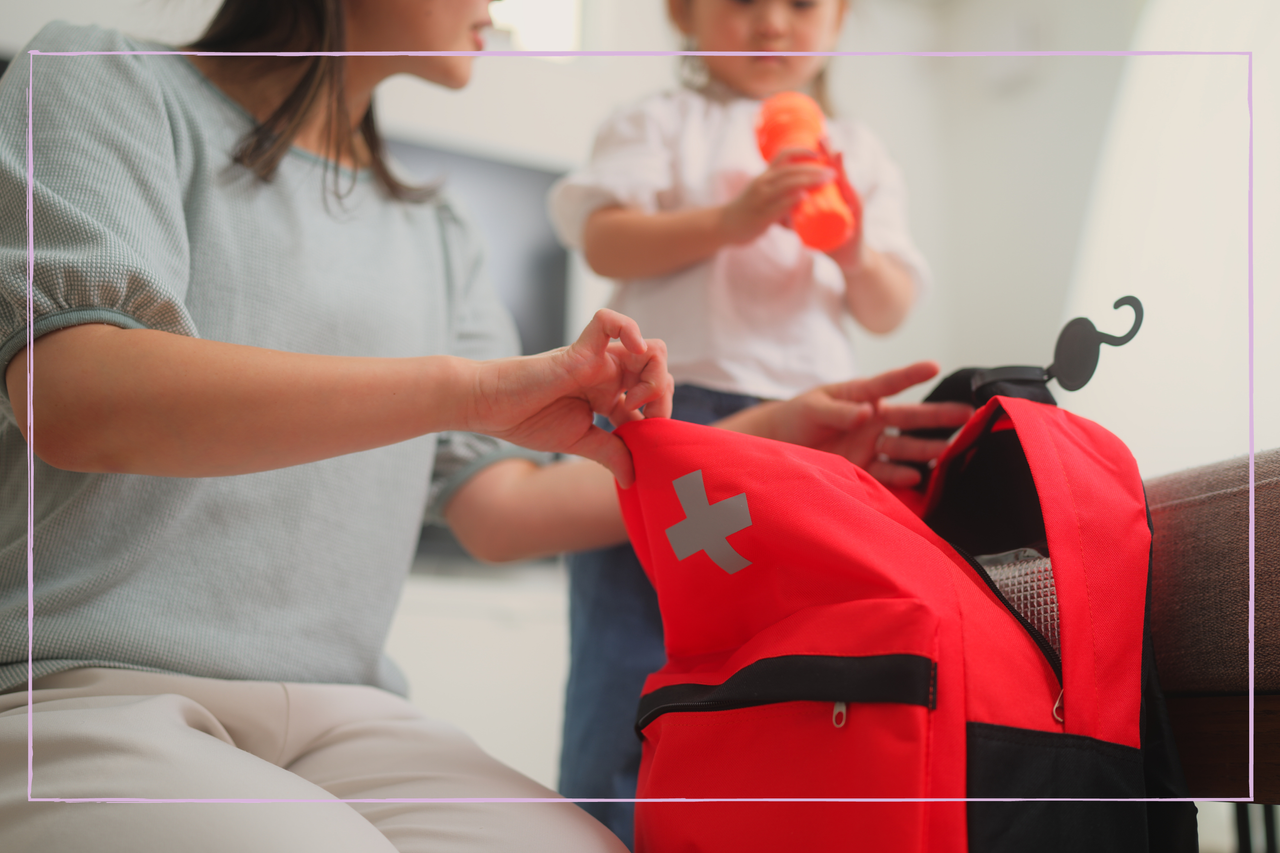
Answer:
[
  {"left": 578, "top": 308, "right": 647, "bottom": 355},
  {"left": 877, "top": 433, "right": 952, "bottom": 463},
  {"left": 606, "top": 338, "right": 671, "bottom": 422},
  {"left": 828, "top": 361, "right": 941, "bottom": 404},
  {"left": 867, "top": 459, "right": 925, "bottom": 488},
  {"left": 809, "top": 395, "right": 875, "bottom": 433},
  {"left": 571, "top": 425, "right": 636, "bottom": 488},
  {"left": 879, "top": 401, "right": 973, "bottom": 432}
]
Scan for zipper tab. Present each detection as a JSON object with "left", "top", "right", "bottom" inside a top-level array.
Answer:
[
  {"left": 832, "top": 701, "right": 847, "bottom": 728},
  {"left": 1053, "top": 689, "right": 1064, "bottom": 723}
]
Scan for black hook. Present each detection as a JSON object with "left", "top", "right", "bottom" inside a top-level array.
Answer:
[{"left": 1047, "top": 296, "right": 1143, "bottom": 392}]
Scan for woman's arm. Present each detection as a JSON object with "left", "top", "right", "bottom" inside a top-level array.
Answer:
[
  {"left": 444, "top": 361, "right": 974, "bottom": 563},
  {"left": 4, "top": 310, "right": 670, "bottom": 485},
  {"left": 445, "top": 457, "right": 625, "bottom": 562},
  {"left": 582, "top": 153, "right": 834, "bottom": 280}
]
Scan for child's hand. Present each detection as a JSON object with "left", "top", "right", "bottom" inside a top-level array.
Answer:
[
  {"left": 466, "top": 309, "right": 673, "bottom": 487},
  {"left": 719, "top": 149, "right": 835, "bottom": 246},
  {"left": 817, "top": 143, "right": 866, "bottom": 270}
]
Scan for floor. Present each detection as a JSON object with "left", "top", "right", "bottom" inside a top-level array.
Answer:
[{"left": 384, "top": 546, "right": 1243, "bottom": 850}]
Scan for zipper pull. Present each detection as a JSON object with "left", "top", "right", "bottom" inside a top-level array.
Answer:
[
  {"left": 833, "top": 701, "right": 847, "bottom": 728},
  {"left": 1053, "top": 689, "right": 1064, "bottom": 723}
]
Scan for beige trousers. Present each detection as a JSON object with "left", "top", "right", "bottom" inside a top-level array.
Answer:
[{"left": 0, "top": 668, "right": 627, "bottom": 853}]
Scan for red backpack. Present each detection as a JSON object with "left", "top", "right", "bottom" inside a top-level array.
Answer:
[{"left": 614, "top": 386, "right": 1196, "bottom": 852}]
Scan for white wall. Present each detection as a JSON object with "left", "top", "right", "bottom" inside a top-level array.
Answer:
[
  {"left": 928, "top": 0, "right": 1147, "bottom": 374},
  {"left": 828, "top": 0, "right": 954, "bottom": 382},
  {"left": 378, "top": 0, "right": 679, "bottom": 170},
  {"left": 1061, "top": 0, "right": 1278, "bottom": 478},
  {"left": 0, "top": 0, "right": 220, "bottom": 56}
]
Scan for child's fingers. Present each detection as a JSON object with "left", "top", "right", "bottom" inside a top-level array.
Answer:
[
  {"left": 768, "top": 147, "right": 823, "bottom": 168},
  {"left": 768, "top": 164, "right": 836, "bottom": 190}
]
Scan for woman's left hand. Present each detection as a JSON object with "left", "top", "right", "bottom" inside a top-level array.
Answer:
[
  {"left": 465, "top": 309, "right": 673, "bottom": 487},
  {"left": 717, "top": 361, "right": 973, "bottom": 487}
]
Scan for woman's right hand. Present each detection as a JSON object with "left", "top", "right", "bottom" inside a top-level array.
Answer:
[
  {"left": 464, "top": 309, "right": 673, "bottom": 488},
  {"left": 718, "top": 149, "right": 835, "bottom": 246}
]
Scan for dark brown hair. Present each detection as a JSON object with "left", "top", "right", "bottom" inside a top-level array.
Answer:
[{"left": 190, "top": 0, "right": 431, "bottom": 202}]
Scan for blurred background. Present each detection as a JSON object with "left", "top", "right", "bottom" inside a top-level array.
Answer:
[{"left": 2, "top": 1, "right": 1274, "bottom": 849}]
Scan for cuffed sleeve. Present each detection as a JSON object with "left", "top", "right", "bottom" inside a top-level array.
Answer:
[
  {"left": 547, "top": 98, "right": 676, "bottom": 250},
  {"left": 425, "top": 432, "right": 551, "bottom": 525},
  {"left": 0, "top": 24, "right": 197, "bottom": 418}
]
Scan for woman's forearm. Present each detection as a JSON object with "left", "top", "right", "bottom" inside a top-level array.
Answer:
[
  {"left": 6, "top": 309, "right": 670, "bottom": 485},
  {"left": 5, "top": 323, "right": 476, "bottom": 477},
  {"left": 582, "top": 205, "right": 729, "bottom": 280},
  {"left": 445, "top": 457, "right": 629, "bottom": 562}
]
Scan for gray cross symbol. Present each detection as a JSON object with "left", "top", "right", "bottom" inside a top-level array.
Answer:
[{"left": 664, "top": 470, "right": 752, "bottom": 574}]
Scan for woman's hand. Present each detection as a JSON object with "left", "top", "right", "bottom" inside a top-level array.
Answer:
[
  {"left": 464, "top": 309, "right": 673, "bottom": 487},
  {"left": 719, "top": 149, "right": 835, "bottom": 246},
  {"left": 717, "top": 361, "right": 973, "bottom": 487}
]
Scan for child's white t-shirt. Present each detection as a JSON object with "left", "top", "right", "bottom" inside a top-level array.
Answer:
[{"left": 548, "top": 86, "right": 931, "bottom": 401}]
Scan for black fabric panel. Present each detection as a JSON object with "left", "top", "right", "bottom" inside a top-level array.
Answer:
[
  {"left": 636, "top": 654, "right": 935, "bottom": 731},
  {"left": 927, "top": 428, "right": 1048, "bottom": 558},
  {"left": 974, "top": 378, "right": 1056, "bottom": 407},
  {"left": 969, "top": 800, "right": 1151, "bottom": 853},
  {"left": 967, "top": 722, "right": 1149, "bottom": 852}
]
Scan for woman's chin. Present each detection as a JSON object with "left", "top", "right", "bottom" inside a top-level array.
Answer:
[{"left": 413, "top": 57, "right": 475, "bottom": 90}]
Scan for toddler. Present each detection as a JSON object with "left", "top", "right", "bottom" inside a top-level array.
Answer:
[{"left": 547, "top": 1, "right": 930, "bottom": 845}]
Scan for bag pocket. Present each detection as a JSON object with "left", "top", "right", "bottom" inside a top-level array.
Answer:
[{"left": 634, "top": 599, "right": 939, "bottom": 853}]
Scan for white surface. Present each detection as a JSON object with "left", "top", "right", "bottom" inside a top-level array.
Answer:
[
  {"left": 0, "top": 0, "right": 220, "bottom": 55},
  {"left": 1061, "top": 0, "right": 1278, "bottom": 477},
  {"left": 489, "top": 0, "right": 581, "bottom": 54},
  {"left": 1197, "top": 801, "right": 1236, "bottom": 852},
  {"left": 384, "top": 561, "right": 570, "bottom": 791}
]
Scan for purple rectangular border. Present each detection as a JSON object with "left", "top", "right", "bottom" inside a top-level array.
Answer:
[{"left": 22, "top": 48, "right": 1255, "bottom": 806}]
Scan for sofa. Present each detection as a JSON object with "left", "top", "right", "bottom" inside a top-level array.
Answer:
[{"left": 1148, "top": 448, "right": 1279, "bottom": 801}]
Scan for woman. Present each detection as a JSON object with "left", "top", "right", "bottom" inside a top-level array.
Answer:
[{"left": 0, "top": 2, "right": 966, "bottom": 851}]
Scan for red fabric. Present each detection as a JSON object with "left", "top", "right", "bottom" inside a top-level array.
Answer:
[
  {"left": 615, "top": 420, "right": 973, "bottom": 852},
  {"left": 613, "top": 399, "right": 1149, "bottom": 850},
  {"left": 1000, "top": 398, "right": 1148, "bottom": 747}
]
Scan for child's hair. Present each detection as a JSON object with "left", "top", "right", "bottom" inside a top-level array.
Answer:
[{"left": 670, "top": 0, "right": 842, "bottom": 116}]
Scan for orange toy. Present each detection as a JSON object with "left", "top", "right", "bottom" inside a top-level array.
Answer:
[{"left": 755, "top": 91, "right": 858, "bottom": 252}]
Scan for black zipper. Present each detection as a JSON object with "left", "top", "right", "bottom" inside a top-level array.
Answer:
[
  {"left": 949, "top": 541, "right": 1062, "bottom": 685},
  {"left": 635, "top": 653, "right": 937, "bottom": 733}
]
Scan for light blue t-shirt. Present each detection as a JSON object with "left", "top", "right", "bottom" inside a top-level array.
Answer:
[{"left": 0, "top": 24, "right": 526, "bottom": 694}]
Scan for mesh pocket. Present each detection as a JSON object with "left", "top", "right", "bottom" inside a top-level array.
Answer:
[{"left": 977, "top": 549, "right": 1060, "bottom": 656}]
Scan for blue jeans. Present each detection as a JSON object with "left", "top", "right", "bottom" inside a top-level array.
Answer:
[{"left": 558, "top": 385, "right": 761, "bottom": 850}]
